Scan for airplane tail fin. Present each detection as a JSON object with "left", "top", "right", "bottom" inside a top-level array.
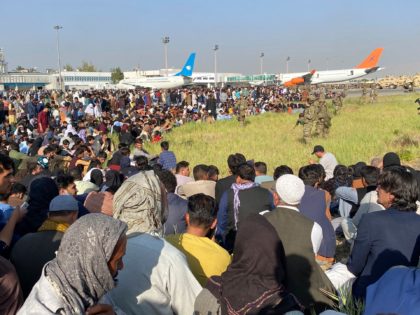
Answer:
[
  {"left": 175, "top": 53, "right": 196, "bottom": 77},
  {"left": 356, "top": 48, "right": 384, "bottom": 69}
]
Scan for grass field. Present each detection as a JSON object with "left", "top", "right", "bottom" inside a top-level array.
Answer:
[{"left": 144, "top": 93, "right": 420, "bottom": 176}]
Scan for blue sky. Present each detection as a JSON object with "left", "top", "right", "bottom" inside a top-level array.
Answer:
[{"left": 2, "top": 0, "right": 420, "bottom": 76}]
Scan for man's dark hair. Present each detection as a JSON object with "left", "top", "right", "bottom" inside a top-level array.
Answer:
[
  {"left": 9, "top": 182, "right": 26, "bottom": 195},
  {"left": 43, "top": 146, "right": 55, "bottom": 156},
  {"left": 135, "top": 156, "right": 150, "bottom": 171},
  {"left": 74, "top": 147, "right": 86, "bottom": 157},
  {"left": 360, "top": 166, "right": 380, "bottom": 186},
  {"left": 120, "top": 147, "right": 130, "bottom": 156},
  {"left": 161, "top": 141, "right": 169, "bottom": 151},
  {"left": 193, "top": 164, "right": 210, "bottom": 181},
  {"left": 237, "top": 163, "right": 255, "bottom": 182},
  {"left": 157, "top": 170, "right": 177, "bottom": 193},
  {"left": 187, "top": 193, "right": 217, "bottom": 228},
  {"left": 227, "top": 153, "right": 246, "bottom": 175},
  {"left": 116, "top": 142, "right": 126, "bottom": 149},
  {"left": 134, "top": 137, "right": 143, "bottom": 144},
  {"left": 176, "top": 161, "right": 189, "bottom": 174},
  {"left": 254, "top": 161, "right": 267, "bottom": 175},
  {"left": 351, "top": 161, "right": 367, "bottom": 179},
  {"left": 62, "top": 139, "right": 70, "bottom": 146},
  {"left": 97, "top": 151, "right": 108, "bottom": 160},
  {"left": 86, "top": 135, "right": 95, "bottom": 142},
  {"left": 0, "top": 153, "right": 14, "bottom": 174},
  {"left": 9, "top": 142, "right": 19, "bottom": 151},
  {"left": 56, "top": 175, "right": 75, "bottom": 190},
  {"left": 378, "top": 168, "right": 418, "bottom": 212},
  {"left": 68, "top": 167, "right": 82, "bottom": 181},
  {"left": 208, "top": 165, "right": 219, "bottom": 179},
  {"left": 273, "top": 165, "right": 293, "bottom": 180},
  {"left": 299, "top": 164, "right": 323, "bottom": 187}
]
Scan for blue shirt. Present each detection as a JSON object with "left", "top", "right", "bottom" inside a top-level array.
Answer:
[
  {"left": 0, "top": 203, "right": 14, "bottom": 228},
  {"left": 254, "top": 175, "right": 274, "bottom": 184},
  {"left": 163, "top": 193, "right": 187, "bottom": 235},
  {"left": 159, "top": 151, "right": 177, "bottom": 171}
]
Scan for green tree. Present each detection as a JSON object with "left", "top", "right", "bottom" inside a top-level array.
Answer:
[
  {"left": 64, "top": 64, "right": 74, "bottom": 71},
  {"left": 78, "top": 61, "right": 97, "bottom": 72},
  {"left": 15, "top": 66, "right": 24, "bottom": 71},
  {"left": 111, "top": 67, "right": 124, "bottom": 83}
]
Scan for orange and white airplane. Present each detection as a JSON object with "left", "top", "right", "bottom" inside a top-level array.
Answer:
[{"left": 279, "top": 48, "right": 384, "bottom": 87}]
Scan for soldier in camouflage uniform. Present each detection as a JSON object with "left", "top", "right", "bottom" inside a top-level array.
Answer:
[
  {"left": 236, "top": 94, "right": 248, "bottom": 126},
  {"left": 332, "top": 92, "right": 339, "bottom": 115},
  {"left": 369, "top": 84, "right": 378, "bottom": 103},
  {"left": 302, "top": 95, "right": 317, "bottom": 143},
  {"left": 332, "top": 91, "right": 344, "bottom": 114},
  {"left": 360, "top": 85, "right": 368, "bottom": 104},
  {"left": 315, "top": 97, "right": 331, "bottom": 137}
]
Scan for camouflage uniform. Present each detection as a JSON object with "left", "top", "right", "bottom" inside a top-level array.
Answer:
[
  {"left": 333, "top": 92, "right": 344, "bottom": 114},
  {"left": 360, "top": 86, "right": 368, "bottom": 104},
  {"left": 237, "top": 96, "right": 248, "bottom": 126},
  {"left": 369, "top": 85, "right": 378, "bottom": 103},
  {"left": 302, "top": 96, "right": 317, "bottom": 143},
  {"left": 332, "top": 93, "right": 338, "bottom": 114},
  {"left": 315, "top": 99, "right": 331, "bottom": 137}
]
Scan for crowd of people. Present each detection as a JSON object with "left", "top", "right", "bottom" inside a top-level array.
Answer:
[{"left": 0, "top": 86, "right": 418, "bottom": 315}]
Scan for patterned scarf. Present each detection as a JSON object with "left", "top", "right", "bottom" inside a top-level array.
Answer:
[
  {"left": 45, "top": 214, "right": 127, "bottom": 314},
  {"left": 113, "top": 170, "right": 167, "bottom": 236},
  {"left": 231, "top": 182, "right": 258, "bottom": 229},
  {"left": 38, "top": 219, "right": 70, "bottom": 233}
]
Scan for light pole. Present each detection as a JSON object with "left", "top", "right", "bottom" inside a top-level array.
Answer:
[
  {"left": 286, "top": 56, "right": 290, "bottom": 73},
  {"left": 162, "top": 36, "right": 170, "bottom": 76},
  {"left": 53, "top": 25, "right": 63, "bottom": 91},
  {"left": 260, "top": 52, "right": 264, "bottom": 75},
  {"left": 213, "top": 45, "right": 219, "bottom": 87},
  {"left": 307, "top": 59, "right": 311, "bottom": 72}
]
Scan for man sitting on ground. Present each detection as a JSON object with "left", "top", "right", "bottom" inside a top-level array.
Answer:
[
  {"left": 166, "top": 194, "right": 231, "bottom": 286},
  {"left": 158, "top": 141, "right": 177, "bottom": 172},
  {"left": 111, "top": 170, "right": 201, "bottom": 315},
  {"left": 340, "top": 166, "right": 383, "bottom": 242},
  {"left": 335, "top": 165, "right": 380, "bottom": 218},
  {"left": 157, "top": 170, "right": 188, "bottom": 235},
  {"left": 215, "top": 153, "right": 246, "bottom": 204},
  {"left": 254, "top": 161, "right": 273, "bottom": 184},
  {"left": 11, "top": 195, "right": 79, "bottom": 298},
  {"left": 310, "top": 145, "right": 338, "bottom": 181},
  {"left": 263, "top": 174, "right": 335, "bottom": 310},
  {"left": 175, "top": 160, "right": 193, "bottom": 191},
  {"left": 177, "top": 164, "right": 216, "bottom": 199},
  {"left": 216, "top": 163, "right": 274, "bottom": 252}
]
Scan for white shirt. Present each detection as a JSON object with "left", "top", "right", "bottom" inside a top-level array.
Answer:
[
  {"left": 110, "top": 233, "right": 201, "bottom": 315},
  {"left": 319, "top": 152, "right": 338, "bottom": 181}
]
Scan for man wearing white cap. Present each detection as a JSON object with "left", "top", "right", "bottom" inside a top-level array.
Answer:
[{"left": 263, "top": 174, "right": 335, "bottom": 310}]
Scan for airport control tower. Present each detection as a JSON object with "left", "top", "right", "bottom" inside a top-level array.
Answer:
[{"left": 0, "top": 49, "right": 7, "bottom": 73}]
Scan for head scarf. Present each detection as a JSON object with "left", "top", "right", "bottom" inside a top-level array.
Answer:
[
  {"left": 113, "top": 170, "right": 167, "bottom": 235},
  {"left": 15, "top": 177, "right": 59, "bottom": 237},
  {"left": 207, "top": 214, "right": 301, "bottom": 314},
  {"left": 45, "top": 214, "right": 127, "bottom": 314},
  {"left": 90, "top": 169, "right": 104, "bottom": 187}
]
